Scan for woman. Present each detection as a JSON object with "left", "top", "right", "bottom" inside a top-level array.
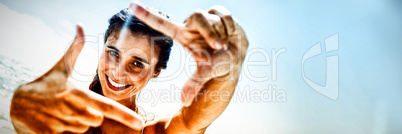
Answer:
[{"left": 10, "top": 2, "right": 248, "bottom": 134}]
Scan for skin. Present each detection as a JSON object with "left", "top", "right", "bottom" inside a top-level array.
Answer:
[
  {"left": 98, "top": 28, "right": 160, "bottom": 133},
  {"left": 10, "top": 26, "right": 143, "bottom": 134},
  {"left": 98, "top": 30, "right": 160, "bottom": 103},
  {"left": 10, "top": 1, "right": 248, "bottom": 134}
]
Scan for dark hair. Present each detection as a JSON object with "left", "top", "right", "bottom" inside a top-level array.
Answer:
[{"left": 86, "top": 8, "right": 173, "bottom": 133}]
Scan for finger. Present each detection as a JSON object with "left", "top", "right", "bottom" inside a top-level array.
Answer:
[
  {"left": 68, "top": 89, "right": 143, "bottom": 130},
  {"left": 11, "top": 110, "right": 54, "bottom": 133},
  {"left": 54, "top": 120, "right": 90, "bottom": 134},
  {"left": 174, "top": 30, "right": 204, "bottom": 46},
  {"left": 212, "top": 18, "right": 228, "bottom": 46},
  {"left": 208, "top": 5, "right": 237, "bottom": 36},
  {"left": 186, "top": 10, "right": 228, "bottom": 48},
  {"left": 129, "top": 1, "right": 224, "bottom": 50},
  {"left": 193, "top": 9, "right": 228, "bottom": 36},
  {"left": 43, "top": 25, "right": 85, "bottom": 80},
  {"left": 129, "top": 1, "right": 182, "bottom": 40},
  {"left": 13, "top": 109, "right": 89, "bottom": 134},
  {"left": 52, "top": 102, "right": 104, "bottom": 127},
  {"left": 185, "top": 11, "right": 225, "bottom": 50},
  {"left": 208, "top": 5, "right": 231, "bottom": 17},
  {"left": 82, "top": 107, "right": 104, "bottom": 127},
  {"left": 186, "top": 40, "right": 210, "bottom": 50}
]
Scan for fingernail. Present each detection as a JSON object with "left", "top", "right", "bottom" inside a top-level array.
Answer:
[
  {"left": 223, "top": 44, "right": 228, "bottom": 50},
  {"left": 77, "top": 23, "right": 84, "bottom": 28},
  {"left": 129, "top": 3, "right": 137, "bottom": 14},
  {"left": 129, "top": 5, "right": 136, "bottom": 12},
  {"left": 181, "top": 96, "right": 191, "bottom": 107},
  {"left": 215, "top": 41, "right": 223, "bottom": 50},
  {"left": 132, "top": 120, "right": 144, "bottom": 130},
  {"left": 184, "top": 100, "right": 191, "bottom": 107}
]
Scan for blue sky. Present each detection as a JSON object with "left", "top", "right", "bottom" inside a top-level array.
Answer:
[{"left": 0, "top": 0, "right": 401, "bottom": 133}]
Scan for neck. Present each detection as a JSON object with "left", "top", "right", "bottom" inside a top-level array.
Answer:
[{"left": 117, "top": 95, "right": 138, "bottom": 112}]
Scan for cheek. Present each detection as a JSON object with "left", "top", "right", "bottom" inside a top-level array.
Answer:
[
  {"left": 98, "top": 53, "right": 107, "bottom": 70},
  {"left": 128, "top": 68, "right": 151, "bottom": 84},
  {"left": 98, "top": 53, "right": 117, "bottom": 71},
  {"left": 129, "top": 74, "right": 152, "bottom": 92}
]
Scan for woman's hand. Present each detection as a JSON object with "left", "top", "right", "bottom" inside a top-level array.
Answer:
[
  {"left": 180, "top": 6, "right": 249, "bottom": 106},
  {"left": 131, "top": 3, "right": 249, "bottom": 106},
  {"left": 10, "top": 25, "right": 143, "bottom": 133},
  {"left": 130, "top": 2, "right": 248, "bottom": 133}
]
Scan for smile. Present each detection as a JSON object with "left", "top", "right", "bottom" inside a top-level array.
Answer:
[{"left": 105, "top": 75, "right": 131, "bottom": 91}]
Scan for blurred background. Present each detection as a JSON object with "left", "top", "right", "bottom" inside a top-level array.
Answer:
[{"left": 0, "top": 0, "right": 401, "bottom": 133}]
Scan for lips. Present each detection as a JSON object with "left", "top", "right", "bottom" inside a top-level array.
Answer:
[{"left": 105, "top": 75, "right": 131, "bottom": 91}]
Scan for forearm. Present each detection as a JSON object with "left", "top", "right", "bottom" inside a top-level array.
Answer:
[
  {"left": 173, "top": 64, "right": 242, "bottom": 132},
  {"left": 187, "top": 79, "right": 238, "bottom": 127},
  {"left": 165, "top": 79, "right": 238, "bottom": 134}
]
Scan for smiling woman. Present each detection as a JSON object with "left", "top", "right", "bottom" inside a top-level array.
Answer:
[
  {"left": 86, "top": 8, "right": 173, "bottom": 133},
  {"left": 9, "top": 1, "right": 248, "bottom": 134},
  {"left": 88, "top": 8, "right": 172, "bottom": 99}
]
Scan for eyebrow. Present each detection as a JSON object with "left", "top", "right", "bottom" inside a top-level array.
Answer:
[
  {"left": 107, "top": 45, "right": 120, "bottom": 52},
  {"left": 106, "top": 45, "right": 150, "bottom": 65}
]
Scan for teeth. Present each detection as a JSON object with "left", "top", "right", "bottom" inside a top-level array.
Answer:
[{"left": 108, "top": 77, "right": 127, "bottom": 88}]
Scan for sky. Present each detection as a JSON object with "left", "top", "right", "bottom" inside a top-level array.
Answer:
[{"left": 0, "top": 0, "right": 401, "bottom": 133}]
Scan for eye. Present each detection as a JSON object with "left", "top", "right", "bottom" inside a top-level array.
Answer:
[
  {"left": 132, "top": 61, "right": 144, "bottom": 69},
  {"left": 130, "top": 61, "right": 144, "bottom": 73},
  {"left": 108, "top": 50, "right": 119, "bottom": 58}
]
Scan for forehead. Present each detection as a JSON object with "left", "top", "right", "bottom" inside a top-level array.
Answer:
[{"left": 106, "top": 30, "right": 159, "bottom": 64}]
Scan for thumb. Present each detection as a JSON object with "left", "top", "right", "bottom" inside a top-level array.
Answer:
[{"left": 45, "top": 25, "right": 85, "bottom": 79}]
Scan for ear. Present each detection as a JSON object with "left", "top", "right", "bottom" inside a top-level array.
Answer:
[{"left": 152, "top": 67, "right": 162, "bottom": 78}]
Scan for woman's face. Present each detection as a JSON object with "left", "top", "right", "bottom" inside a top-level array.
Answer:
[{"left": 98, "top": 29, "right": 160, "bottom": 101}]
